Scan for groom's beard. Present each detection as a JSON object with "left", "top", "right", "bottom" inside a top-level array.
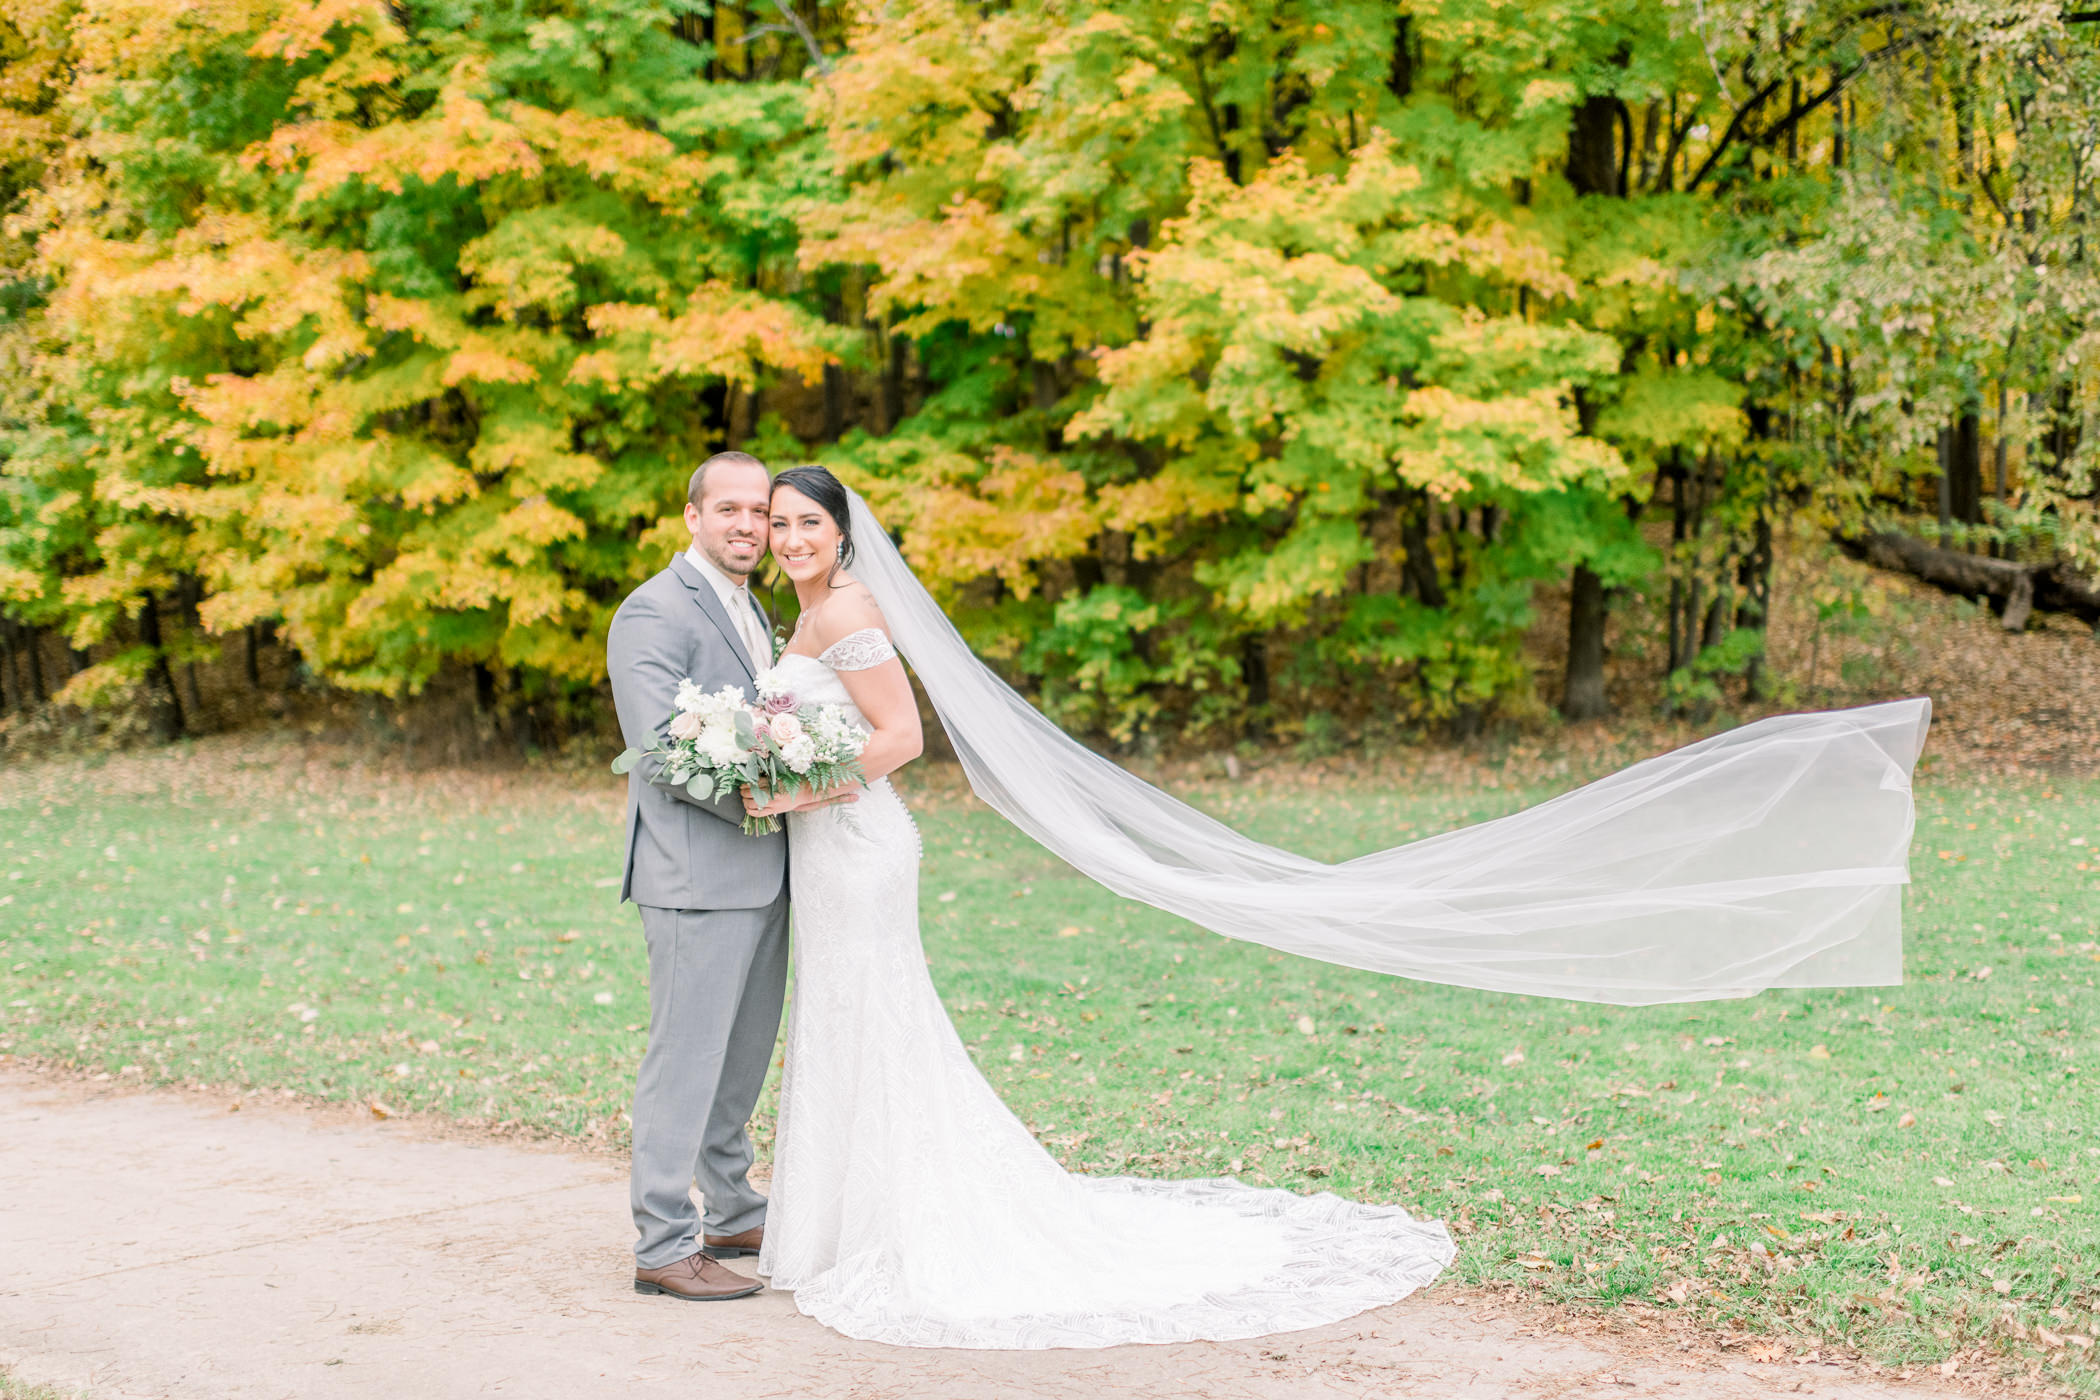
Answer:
[{"left": 702, "top": 533, "right": 764, "bottom": 580}]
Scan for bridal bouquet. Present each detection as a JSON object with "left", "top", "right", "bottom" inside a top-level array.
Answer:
[{"left": 613, "top": 668, "right": 869, "bottom": 835}]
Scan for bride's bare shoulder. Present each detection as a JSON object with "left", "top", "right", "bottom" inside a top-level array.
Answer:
[{"left": 804, "top": 577, "right": 890, "bottom": 651}]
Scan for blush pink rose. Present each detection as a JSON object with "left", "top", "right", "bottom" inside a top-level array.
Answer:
[
  {"left": 667, "top": 710, "right": 705, "bottom": 741},
  {"left": 768, "top": 712, "right": 805, "bottom": 745}
]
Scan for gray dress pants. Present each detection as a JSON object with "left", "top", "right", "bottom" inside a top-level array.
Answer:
[{"left": 629, "top": 893, "right": 790, "bottom": 1267}]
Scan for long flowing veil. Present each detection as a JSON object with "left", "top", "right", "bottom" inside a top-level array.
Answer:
[{"left": 845, "top": 489, "right": 1930, "bottom": 1006}]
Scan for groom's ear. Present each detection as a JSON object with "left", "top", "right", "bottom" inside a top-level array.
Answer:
[{"left": 682, "top": 500, "right": 703, "bottom": 535}]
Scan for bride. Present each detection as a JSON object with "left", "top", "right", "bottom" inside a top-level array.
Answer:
[{"left": 739, "top": 465, "right": 1928, "bottom": 1349}]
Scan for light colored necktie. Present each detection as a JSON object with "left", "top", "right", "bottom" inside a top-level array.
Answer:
[{"left": 731, "top": 587, "right": 767, "bottom": 663}]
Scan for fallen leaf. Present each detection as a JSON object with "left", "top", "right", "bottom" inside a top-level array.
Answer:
[
  {"left": 1896, "top": 1112, "right": 1917, "bottom": 1128},
  {"left": 368, "top": 1100, "right": 392, "bottom": 1120},
  {"left": 1808, "top": 1045, "right": 1831, "bottom": 1059},
  {"left": 1296, "top": 1015, "right": 1316, "bottom": 1035}
]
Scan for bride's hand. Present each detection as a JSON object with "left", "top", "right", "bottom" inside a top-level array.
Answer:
[
  {"left": 742, "top": 784, "right": 858, "bottom": 818},
  {"left": 741, "top": 786, "right": 798, "bottom": 819},
  {"left": 796, "top": 785, "right": 860, "bottom": 812}
]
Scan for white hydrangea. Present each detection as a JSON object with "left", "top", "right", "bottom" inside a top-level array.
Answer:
[
  {"left": 675, "top": 679, "right": 746, "bottom": 721},
  {"left": 780, "top": 734, "right": 817, "bottom": 774},
  {"left": 698, "top": 722, "right": 744, "bottom": 769},
  {"left": 753, "top": 666, "right": 792, "bottom": 702}
]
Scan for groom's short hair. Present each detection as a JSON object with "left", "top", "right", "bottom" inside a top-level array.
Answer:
[{"left": 688, "top": 451, "right": 769, "bottom": 508}]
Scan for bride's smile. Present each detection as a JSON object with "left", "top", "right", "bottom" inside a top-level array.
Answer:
[{"left": 769, "top": 483, "right": 846, "bottom": 587}]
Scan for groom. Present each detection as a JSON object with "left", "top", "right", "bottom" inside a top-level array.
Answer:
[{"left": 607, "top": 450, "right": 826, "bottom": 1301}]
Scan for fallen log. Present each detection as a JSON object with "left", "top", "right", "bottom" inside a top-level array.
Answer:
[{"left": 1842, "top": 531, "right": 2100, "bottom": 631}]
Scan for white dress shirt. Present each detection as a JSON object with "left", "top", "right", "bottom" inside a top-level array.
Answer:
[{"left": 685, "top": 545, "right": 770, "bottom": 668}]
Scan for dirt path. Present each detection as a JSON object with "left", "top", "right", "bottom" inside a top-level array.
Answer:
[{"left": 0, "top": 1068, "right": 1971, "bottom": 1400}]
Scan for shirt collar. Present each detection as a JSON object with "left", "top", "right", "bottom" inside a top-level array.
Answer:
[{"left": 684, "top": 544, "right": 754, "bottom": 606}]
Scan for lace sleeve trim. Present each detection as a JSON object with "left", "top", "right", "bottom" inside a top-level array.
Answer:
[{"left": 819, "top": 627, "right": 897, "bottom": 672}]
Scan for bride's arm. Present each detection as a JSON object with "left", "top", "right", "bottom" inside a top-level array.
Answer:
[
  {"left": 806, "top": 594, "right": 921, "bottom": 787},
  {"left": 831, "top": 642, "right": 922, "bottom": 786}
]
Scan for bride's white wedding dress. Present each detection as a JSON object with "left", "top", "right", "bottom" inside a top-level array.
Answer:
[{"left": 756, "top": 629, "right": 1456, "bottom": 1349}]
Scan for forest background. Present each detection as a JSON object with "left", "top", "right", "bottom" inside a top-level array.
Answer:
[{"left": 2, "top": 0, "right": 2098, "bottom": 755}]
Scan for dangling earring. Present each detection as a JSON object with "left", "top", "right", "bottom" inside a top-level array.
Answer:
[{"left": 835, "top": 541, "right": 845, "bottom": 562}]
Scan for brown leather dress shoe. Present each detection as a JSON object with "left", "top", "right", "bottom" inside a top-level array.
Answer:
[
  {"left": 702, "top": 1225, "right": 763, "bottom": 1259},
  {"left": 633, "top": 1250, "right": 761, "bottom": 1301}
]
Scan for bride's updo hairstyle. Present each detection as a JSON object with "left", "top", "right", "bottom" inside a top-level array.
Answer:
[{"left": 771, "top": 464, "right": 855, "bottom": 585}]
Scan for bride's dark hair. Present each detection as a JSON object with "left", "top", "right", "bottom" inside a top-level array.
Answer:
[{"left": 770, "top": 465, "right": 855, "bottom": 585}]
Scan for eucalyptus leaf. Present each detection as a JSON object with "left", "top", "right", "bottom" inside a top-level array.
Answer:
[{"left": 611, "top": 748, "right": 641, "bottom": 775}]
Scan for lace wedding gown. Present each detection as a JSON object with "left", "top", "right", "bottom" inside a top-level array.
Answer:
[{"left": 756, "top": 629, "right": 1456, "bottom": 1350}]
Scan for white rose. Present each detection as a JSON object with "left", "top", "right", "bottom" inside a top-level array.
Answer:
[{"left": 769, "top": 712, "right": 805, "bottom": 745}]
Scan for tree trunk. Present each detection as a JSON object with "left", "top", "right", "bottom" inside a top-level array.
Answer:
[
  {"left": 1949, "top": 408, "right": 1984, "bottom": 528},
  {"left": 1387, "top": 15, "right": 1413, "bottom": 101},
  {"left": 821, "top": 362, "right": 848, "bottom": 442},
  {"left": 1566, "top": 95, "right": 1623, "bottom": 197},
  {"left": 1399, "top": 496, "right": 1447, "bottom": 608},
  {"left": 245, "top": 624, "right": 262, "bottom": 689},
  {"left": 0, "top": 621, "right": 17, "bottom": 713},
  {"left": 1239, "top": 635, "right": 1269, "bottom": 740},
  {"left": 1848, "top": 530, "right": 2100, "bottom": 627},
  {"left": 176, "top": 575, "right": 207, "bottom": 729},
  {"left": 1936, "top": 425, "right": 1953, "bottom": 527},
  {"left": 1736, "top": 511, "right": 1773, "bottom": 698},
  {"left": 1700, "top": 590, "right": 1729, "bottom": 648},
  {"left": 2048, "top": 381, "right": 2080, "bottom": 475},
  {"left": 882, "top": 330, "right": 908, "bottom": 433},
  {"left": 1561, "top": 564, "right": 1610, "bottom": 719},
  {"left": 138, "top": 595, "right": 185, "bottom": 741},
  {"left": 25, "top": 625, "right": 45, "bottom": 706}
]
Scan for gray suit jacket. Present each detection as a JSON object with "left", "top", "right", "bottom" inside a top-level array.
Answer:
[{"left": 608, "top": 555, "right": 788, "bottom": 910}]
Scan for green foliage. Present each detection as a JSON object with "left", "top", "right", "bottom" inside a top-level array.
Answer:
[{"left": 2, "top": 0, "right": 2095, "bottom": 741}]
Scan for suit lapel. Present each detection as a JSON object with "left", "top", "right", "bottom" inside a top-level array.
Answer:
[{"left": 669, "top": 554, "right": 758, "bottom": 682}]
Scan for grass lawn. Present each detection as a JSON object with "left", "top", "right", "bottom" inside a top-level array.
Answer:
[
  {"left": 2, "top": 742, "right": 2096, "bottom": 1387},
  {"left": 0, "top": 1371, "right": 76, "bottom": 1400}
]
